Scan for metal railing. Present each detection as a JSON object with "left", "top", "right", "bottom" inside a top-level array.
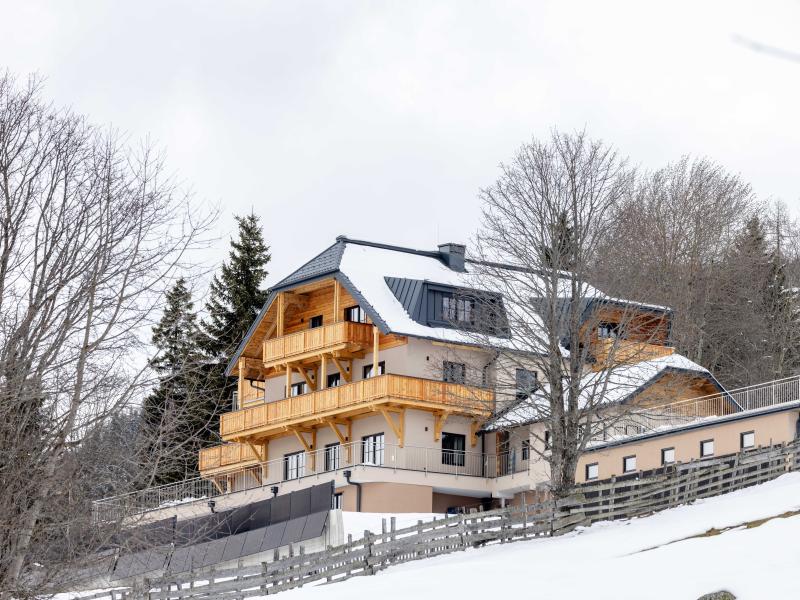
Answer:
[
  {"left": 597, "top": 375, "right": 800, "bottom": 443},
  {"left": 93, "top": 441, "right": 520, "bottom": 521}
]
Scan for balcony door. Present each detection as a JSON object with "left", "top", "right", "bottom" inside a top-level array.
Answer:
[
  {"left": 362, "top": 433, "right": 385, "bottom": 465},
  {"left": 283, "top": 451, "right": 306, "bottom": 480}
]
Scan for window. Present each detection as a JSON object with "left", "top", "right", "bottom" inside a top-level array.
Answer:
[
  {"left": 585, "top": 462, "right": 599, "bottom": 480},
  {"left": 598, "top": 321, "right": 620, "bottom": 339},
  {"left": 623, "top": 455, "right": 637, "bottom": 473},
  {"left": 327, "top": 372, "right": 341, "bottom": 388},
  {"left": 283, "top": 451, "right": 306, "bottom": 481},
  {"left": 362, "top": 433, "right": 385, "bottom": 465},
  {"left": 443, "top": 361, "right": 466, "bottom": 384},
  {"left": 332, "top": 493, "right": 343, "bottom": 510},
  {"left": 310, "top": 315, "right": 323, "bottom": 329},
  {"left": 515, "top": 369, "right": 538, "bottom": 401},
  {"left": 625, "top": 424, "right": 644, "bottom": 436},
  {"left": 362, "top": 361, "right": 385, "bottom": 379},
  {"left": 521, "top": 440, "right": 530, "bottom": 461},
  {"left": 661, "top": 447, "right": 675, "bottom": 465},
  {"left": 544, "top": 431, "right": 551, "bottom": 451},
  {"left": 740, "top": 431, "right": 755, "bottom": 449},
  {"left": 442, "top": 432, "right": 466, "bottom": 466},
  {"left": 289, "top": 381, "right": 307, "bottom": 397},
  {"left": 700, "top": 439, "right": 714, "bottom": 457},
  {"left": 344, "top": 305, "right": 368, "bottom": 323},
  {"left": 324, "top": 443, "right": 341, "bottom": 471}
]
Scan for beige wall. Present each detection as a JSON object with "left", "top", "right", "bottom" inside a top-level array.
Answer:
[{"left": 575, "top": 409, "right": 799, "bottom": 483}]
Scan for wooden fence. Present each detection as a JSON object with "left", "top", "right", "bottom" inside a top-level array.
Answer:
[{"left": 80, "top": 440, "right": 800, "bottom": 600}]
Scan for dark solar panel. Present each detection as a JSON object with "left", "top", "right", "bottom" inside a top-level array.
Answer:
[
  {"left": 144, "top": 546, "right": 170, "bottom": 573},
  {"left": 270, "top": 494, "right": 291, "bottom": 523},
  {"left": 249, "top": 498, "right": 272, "bottom": 529},
  {"left": 289, "top": 488, "right": 311, "bottom": 519},
  {"left": 166, "top": 545, "right": 191, "bottom": 574},
  {"left": 310, "top": 482, "right": 334, "bottom": 513},
  {"left": 301, "top": 511, "right": 328, "bottom": 541},
  {"left": 187, "top": 542, "right": 209, "bottom": 572},
  {"left": 110, "top": 553, "right": 135, "bottom": 580},
  {"left": 241, "top": 527, "right": 268, "bottom": 558},
  {"left": 280, "top": 517, "right": 307, "bottom": 546},
  {"left": 200, "top": 538, "right": 228, "bottom": 567},
  {"left": 260, "top": 522, "right": 287, "bottom": 551},
  {"left": 225, "top": 505, "right": 255, "bottom": 535},
  {"left": 220, "top": 532, "right": 247, "bottom": 563}
]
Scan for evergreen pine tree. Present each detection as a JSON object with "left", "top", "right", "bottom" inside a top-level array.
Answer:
[
  {"left": 199, "top": 213, "right": 271, "bottom": 419},
  {"left": 141, "top": 277, "right": 206, "bottom": 484}
]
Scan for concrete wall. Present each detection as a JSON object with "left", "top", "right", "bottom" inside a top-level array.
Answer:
[{"left": 575, "top": 409, "right": 799, "bottom": 483}]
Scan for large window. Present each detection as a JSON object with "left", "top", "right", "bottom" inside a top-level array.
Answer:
[
  {"left": 521, "top": 440, "right": 530, "bottom": 461},
  {"left": 623, "top": 455, "right": 637, "bottom": 473},
  {"left": 585, "top": 462, "right": 599, "bottom": 481},
  {"left": 310, "top": 315, "right": 323, "bottom": 328},
  {"left": 344, "top": 305, "right": 368, "bottom": 323},
  {"left": 441, "top": 294, "right": 474, "bottom": 325},
  {"left": 283, "top": 451, "right": 306, "bottom": 481},
  {"left": 515, "top": 368, "right": 538, "bottom": 401},
  {"left": 327, "top": 372, "right": 341, "bottom": 388},
  {"left": 740, "top": 431, "right": 755, "bottom": 449},
  {"left": 362, "top": 361, "right": 385, "bottom": 379},
  {"left": 700, "top": 439, "right": 714, "bottom": 458},
  {"left": 443, "top": 361, "right": 466, "bottom": 384},
  {"left": 442, "top": 432, "right": 466, "bottom": 466},
  {"left": 362, "top": 433, "right": 385, "bottom": 465},
  {"left": 598, "top": 321, "right": 621, "bottom": 339},
  {"left": 324, "top": 443, "right": 341, "bottom": 471},
  {"left": 661, "top": 447, "right": 675, "bottom": 465}
]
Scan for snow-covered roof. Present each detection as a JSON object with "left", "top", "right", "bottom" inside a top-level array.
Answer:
[
  {"left": 226, "top": 237, "right": 674, "bottom": 375},
  {"left": 485, "top": 354, "right": 722, "bottom": 430}
]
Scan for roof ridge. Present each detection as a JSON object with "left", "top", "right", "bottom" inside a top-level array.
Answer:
[{"left": 336, "top": 235, "right": 444, "bottom": 259}]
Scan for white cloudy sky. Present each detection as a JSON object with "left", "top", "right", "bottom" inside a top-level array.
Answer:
[{"left": 1, "top": 0, "right": 799, "bottom": 286}]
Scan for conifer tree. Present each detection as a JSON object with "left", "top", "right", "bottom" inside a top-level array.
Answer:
[
  {"left": 200, "top": 214, "right": 271, "bottom": 415},
  {"left": 141, "top": 278, "right": 206, "bottom": 484}
]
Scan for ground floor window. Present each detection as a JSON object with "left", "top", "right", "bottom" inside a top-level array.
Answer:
[
  {"left": 362, "top": 433, "right": 385, "bottom": 465},
  {"left": 623, "top": 455, "right": 637, "bottom": 473},
  {"left": 661, "top": 447, "right": 675, "bottom": 465},
  {"left": 325, "top": 442, "right": 341, "bottom": 471},
  {"left": 332, "top": 492, "right": 343, "bottom": 510},
  {"left": 585, "top": 462, "right": 599, "bottom": 480},
  {"left": 442, "top": 432, "right": 466, "bottom": 466},
  {"left": 700, "top": 439, "right": 714, "bottom": 458},
  {"left": 283, "top": 451, "right": 306, "bottom": 481},
  {"left": 740, "top": 431, "right": 755, "bottom": 449},
  {"left": 521, "top": 440, "right": 531, "bottom": 460}
]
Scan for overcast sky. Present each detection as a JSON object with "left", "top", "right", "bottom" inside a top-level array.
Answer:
[{"left": 1, "top": 0, "right": 799, "bottom": 288}]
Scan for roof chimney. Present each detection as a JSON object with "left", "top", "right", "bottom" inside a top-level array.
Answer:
[{"left": 438, "top": 243, "right": 466, "bottom": 272}]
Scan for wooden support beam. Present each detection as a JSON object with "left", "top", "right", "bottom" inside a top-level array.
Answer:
[
  {"left": 333, "top": 279, "right": 341, "bottom": 322},
  {"left": 470, "top": 421, "right": 481, "bottom": 447},
  {"left": 285, "top": 362, "right": 292, "bottom": 397},
  {"left": 237, "top": 358, "right": 245, "bottom": 403},
  {"left": 261, "top": 442, "right": 269, "bottom": 481},
  {"left": 325, "top": 419, "right": 349, "bottom": 445},
  {"left": 245, "top": 440, "right": 264, "bottom": 461},
  {"left": 433, "top": 411, "right": 450, "bottom": 442},
  {"left": 330, "top": 355, "right": 351, "bottom": 383},
  {"left": 372, "top": 326, "right": 379, "bottom": 376},
  {"left": 295, "top": 364, "right": 316, "bottom": 391},
  {"left": 379, "top": 408, "right": 405, "bottom": 447},
  {"left": 320, "top": 353, "right": 327, "bottom": 389},
  {"left": 291, "top": 428, "right": 314, "bottom": 453},
  {"left": 211, "top": 478, "right": 224, "bottom": 495},
  {"left": 277, "top": 292, "right": 285, "bottom": 337}
]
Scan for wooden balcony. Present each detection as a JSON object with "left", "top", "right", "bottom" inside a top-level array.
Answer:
[
  {"left": 220, "top": 374, "right": 494, "bottom": 441},
  {"left": 262, "top": 321, "right": 374, "bottom": 367},
  {"left": 592, "top": 338, "right": 675, "bottom": 370},
  {"left": 198, "top": 442, "right": 261, "bottom": 473}
]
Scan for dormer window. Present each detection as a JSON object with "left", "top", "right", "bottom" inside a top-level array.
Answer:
[{"left": 441, "top": 294, "right": 473, "bottom": 325}]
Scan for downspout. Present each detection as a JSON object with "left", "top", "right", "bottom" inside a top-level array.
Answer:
[{"left": 343, "top": 470, "right": 361, "bottom": 512}]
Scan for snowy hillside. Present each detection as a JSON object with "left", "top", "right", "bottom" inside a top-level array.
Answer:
[{"left": 288, "top": 474, "right": 800, "bottom": 600}]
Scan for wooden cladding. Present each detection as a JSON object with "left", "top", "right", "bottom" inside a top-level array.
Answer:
[
  {"left": 220, "top": 374, "right": 494, "bottom": 440},
  {"left": 592, "top": 338, "right": 675, "bottom": 370},
  {"left": 198, "top": 442, "right": 261, "bottom": 471},
  {"left": 263, "top": 321, "right": 374, "bottom": 366}
]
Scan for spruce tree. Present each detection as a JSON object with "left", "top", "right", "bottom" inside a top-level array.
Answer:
[
  {"left": 200, "top": 213, "right": 271, "bottom": 417},
  {"left": 142, "top": 277, "right": 206, "bottom": 484}
]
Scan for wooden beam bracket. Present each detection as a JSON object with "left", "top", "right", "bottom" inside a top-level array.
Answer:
[
  {"left": 433, "top": 411, "right": 450, "bottom": 442},
  {"left": 379, "top": 408, "right": 405, "bottom": 447}
]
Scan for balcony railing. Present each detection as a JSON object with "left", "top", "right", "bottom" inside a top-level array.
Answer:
[
  {"left": 220, "top": 374, "right": 494, "bottom": 440},
  {"left": 263, "top": 321, "right": 374, "bottom": 366},
  {"left": 198, "top": 442, "right": 261, "bottom": 472},
  {"left": 94, "top": 441, "right": 523, "bottom": 521},
  {"left": 592, "top": 338, "right": 674, "bottom": 369}
]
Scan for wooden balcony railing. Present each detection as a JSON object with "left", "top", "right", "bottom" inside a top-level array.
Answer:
[
  {"left": 592, "top": 338, "right": 674, "bottom": 370},
  {"left": 263, "top": 321, "right": 374, "bottom": 366},
  {"left": 198, "top": 442, "right": 261, "bottom": 472},
  {"left": 220, "top": 374, "right": 494, "bottom": 440}
]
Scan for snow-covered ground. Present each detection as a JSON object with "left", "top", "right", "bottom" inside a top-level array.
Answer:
[{"left": 300, "top": 473, "right": 800, "bottom": 600}]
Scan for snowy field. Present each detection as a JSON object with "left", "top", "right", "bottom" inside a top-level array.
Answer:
[{"left": 292, "top": 474, "right": 800, "bottom": 600}]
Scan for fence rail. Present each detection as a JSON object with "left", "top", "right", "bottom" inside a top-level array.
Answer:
[{"left": 85, "top": 440, "right": 800, "bottom": 600}]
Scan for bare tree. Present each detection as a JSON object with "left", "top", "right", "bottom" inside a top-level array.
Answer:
[
  {"left": 465, "top": 131, "right": 672, "bottom": 497},
  {"left": 0, "top": 73, "right": 215, "bottom": 596}
]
